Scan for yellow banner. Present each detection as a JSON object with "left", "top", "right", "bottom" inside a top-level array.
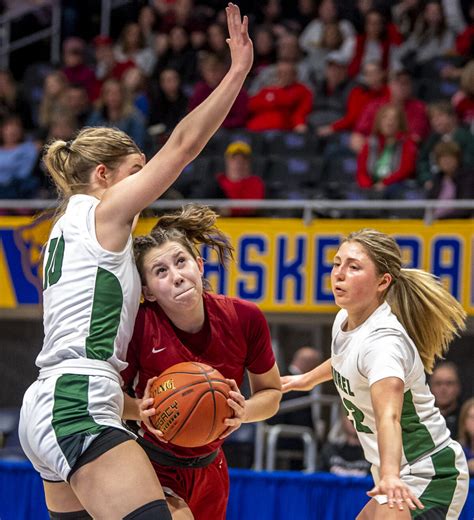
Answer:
[{"left": 1, "top": 217, "right": 473, "bottom": 314}]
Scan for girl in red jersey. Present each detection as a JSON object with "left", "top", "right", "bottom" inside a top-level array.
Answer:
[{"left": 121, "top": 205, "right": 282, "bottom": 520}]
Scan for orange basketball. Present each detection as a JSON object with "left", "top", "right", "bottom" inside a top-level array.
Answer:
[{"left": 149, "top": 361, "right": 233, "bottom": 448}]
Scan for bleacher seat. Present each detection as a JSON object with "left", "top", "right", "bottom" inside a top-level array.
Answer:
[{"left": 263, "top": 131, "right": 320, "bottom": 157}]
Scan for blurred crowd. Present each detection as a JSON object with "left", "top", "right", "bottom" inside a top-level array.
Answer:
[{"left": 0, "top": 0, "right": 473, "bottom": 216}]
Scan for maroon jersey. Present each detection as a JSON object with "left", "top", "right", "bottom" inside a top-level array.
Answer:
[{"left": 122, "top": 292, "right": 275, "bottom": 458}]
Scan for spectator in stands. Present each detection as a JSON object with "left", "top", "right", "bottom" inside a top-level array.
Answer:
[
  {"left": 351, "top": 68, "right": 430, "bottom": 152},
  {"left": 249, "top": 32, "right": 311, "bottom": 95},
  {"left": 310, "top": 52, "right": 353, "bottom": 128},
  {"left": 189, "top": 53, "right": 248, "bottom": 129},
  {"left": 347, "top": 9, "right": 402, "bottom": 80},
  {"left": 299, "top": 0, "right": 355, "bottom": 69},
  {"left": 87, "top": 78, "right": 147, "bottom": 149},
  {"left": 319, "top": 410, "right": 371, "bottom": 477},
  {"left": 0, "top": 115, "right": 39, "bottom": 199},
  {"left": 427, "top": 141, "right": 474, "bottom": 219},
  {"left": 247, "top": 60, "right": 313, "bottom": 132},
  {"left": 154, "top": 25, "right": 198, "bottom": 89},
  {"left": 61, "top": 83, "right": 92, "bottom": 130},
  {"left": 393, "top": 0, "right": 456, "bottom": 75},
  {"left": 317, "top": 59, "right": 388, "bottom": 137},
  {"left": 453, "top": 2, "right": 474, "bottom": 58},
  {"left": 93, "top": 34, "right": 135, "bottom": 94},
  {"left": 216, "top": 140, "right": 265, "bottom": 217},
  {"left": 429, "top": 361, "right": 462, "bottom": 439},
  {"left": 391, "top": 0, "right": 423, "bottom": 39},
  {"left": 356, "top": 103, "right": 418, "bottom": 197},
  {"left": 458, "top": 398, "right": 474, "bottom": 476},
  {"left": 252, "top": 25, "right": 277, "bottom": 78},
  {"left": 451, "top": 60, "right": 474, "bottom": 128},
  {"left": 122, "top": 67, "right": 150, "bottom": 120},
  {"left": 138, "top": 4, "right": 158, "bottom": 48},
  {"left": 207, "top": 22, "right": 230, "bottom": 63},
  {"left": 61, "top": 37, "right": 97, "bottom": 101},
  {"left": 303, "top": 22, "right": 347, "bottom": 82},
  {"left": 149, "top": 68, "right": 188, "bottom": 135},
  {"left": 417, "top": 101, "right": 474, "bottom": 189},
  {"left": 37, "top": 71, "right": 68, "bottom": 131},
  {"left": 114, "top": 22, "right": 156, "bottom": 77},
  {"left": 0, "top": 69, "right": 33, "bottom": 130}
]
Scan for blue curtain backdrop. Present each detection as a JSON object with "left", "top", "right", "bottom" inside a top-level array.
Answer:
[{"left": 1, "top": 461, "right": 472, "bottom": 520}]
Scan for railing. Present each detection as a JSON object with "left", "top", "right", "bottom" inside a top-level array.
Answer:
[
  {"left": 1, "top": 199, "right": 473, "bottom": 224},
  {"left": 0, "top": 0, "right": 133, "bottom": 69},
  {"left": 253, "top": 393, "right": 340, "bottom": 471},
  {"left": 0, "top": 1, "right": 61, "bottom": 69}
]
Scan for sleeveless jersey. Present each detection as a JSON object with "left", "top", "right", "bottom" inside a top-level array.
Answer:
[
  {"left": 36, "top": 194, "right": 141, "bottom": 375},
  {"left": 122, "top": 292, "right": 276, "bottom": 458},
  {"left": 331, "top": 301, "right": 450, "bottom": 469}
]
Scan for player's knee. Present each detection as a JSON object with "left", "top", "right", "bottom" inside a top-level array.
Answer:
[
  {"left": 124, "top": 499, "right": 172, "bottom": 520},
  {"left": 48, "top": 510, "right": 92, "bottom": 519}
]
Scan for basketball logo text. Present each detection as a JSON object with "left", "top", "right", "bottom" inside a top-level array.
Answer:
[
  {"left": 156, "top": 401, "right": 180, "bottom": 432},
  {"left": 154, "top": 378, "right": 176, "bottom": 394}
]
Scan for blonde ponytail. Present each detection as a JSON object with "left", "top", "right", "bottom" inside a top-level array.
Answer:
[{"left": 388, "top": 269, "right": 466, "bottom": 373}]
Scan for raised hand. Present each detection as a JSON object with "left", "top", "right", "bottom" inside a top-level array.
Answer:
[{"left": 225, "top": 3, "right": 253, "bottom": 76}]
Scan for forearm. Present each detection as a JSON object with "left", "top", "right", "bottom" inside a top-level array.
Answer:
[
  {"left": 303, "top": 358, "right": 333, "bottom": 388},
  {"left": 122, "top": 391, "right": 141, "bottom": 421},
  {"left": 378, "top": 416, "right": 402, "bottom": 478},
  {"left": 165, "top": 68, "right": 248, "bottom": 160},
  {"left": 243, "top": 388, "right": 282, "bottom": 423}
]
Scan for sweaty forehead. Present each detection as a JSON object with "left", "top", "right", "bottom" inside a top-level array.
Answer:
[{"left": 144, "top": 242, "right": 186, "bottom": 266}]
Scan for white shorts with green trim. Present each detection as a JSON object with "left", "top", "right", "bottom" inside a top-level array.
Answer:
[
  {"left": 371, "top": 440, "right": 469, "bottom": 519},
  {"left": 19, "top": 369, "right": 134, "bottom": 482}
]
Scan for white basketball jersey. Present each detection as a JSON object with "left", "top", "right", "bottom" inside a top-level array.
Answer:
[
  {"left": 37, "top": 194, "right": 141, "bottom": 375},
  {"left": 331, "top": 302, "right": 450, "bottom": 469}
]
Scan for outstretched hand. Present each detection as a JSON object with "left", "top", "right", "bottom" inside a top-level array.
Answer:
[
  {"left": 139, "top": 376, "right": 168, "bottom": 443},
  {"left": 367, "top": 475, "right": 424, "bottom": 512},
  {"left": 225, "top": 3, "right": 253, "bottom": 75},
  {"left": 281, "top": 373, "right": 313, "bottom": 393}
]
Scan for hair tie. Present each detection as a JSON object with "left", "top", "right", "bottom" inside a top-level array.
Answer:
[{"left": 64, "top": 141, "right": 72, "bottom": 152}]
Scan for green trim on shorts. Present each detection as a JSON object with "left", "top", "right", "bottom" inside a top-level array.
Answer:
[
  {"left": 85, "top": 267, "right": 123, "bottom": 360},
  {"left": 412, "top": 446, "right": 459, "bottom": 518},
  {"left": 52, "top": 374, "right": 105, "bottom": 467},
  {"left": 401, "top": 390, "right": 436, "bottom": 463}
]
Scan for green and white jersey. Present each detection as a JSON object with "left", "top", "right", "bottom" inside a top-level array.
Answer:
[
  {"left": 37, "top": 194, "right": 141, "bottom": 376},
  {"left": 331, "top": 301, "right": 450, "bottom": 470}
]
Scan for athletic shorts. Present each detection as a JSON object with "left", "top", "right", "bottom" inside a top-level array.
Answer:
[
  {"left": 19, "top": 372, "right": 135, "bottom": 482},
  {"left": 150, "top": 448, "right": 229, "bottom": 520},
  {"left": 372, "top": 440, "right": 469, "bottom": 519}
]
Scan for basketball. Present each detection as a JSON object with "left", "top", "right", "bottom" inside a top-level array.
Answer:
[{"left": 149, "top": 361, "right": 233, "bottom": 447}]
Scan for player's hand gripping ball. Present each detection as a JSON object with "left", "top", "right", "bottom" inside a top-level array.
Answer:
[{"left": 149, "top": 362, "right": 233, "bottom": 447}]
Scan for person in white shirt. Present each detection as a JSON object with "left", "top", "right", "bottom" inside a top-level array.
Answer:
[
  {"left": 281, "top": 228, "right": 469, "bottom": 519},
  {"left": 18, "top": 5, "right": 253, "bottom": 520}
]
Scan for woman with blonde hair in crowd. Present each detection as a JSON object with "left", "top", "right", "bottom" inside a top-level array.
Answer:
[
  {"left": 282, "top": 228, "right": 469, "bottom": 519},
  {"left": 18, "top": 5, "right": 253, "bottom": 519}
]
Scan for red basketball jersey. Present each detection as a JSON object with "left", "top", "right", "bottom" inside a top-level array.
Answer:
[{"left": 122, "top": 292, "right": 275, "bottom": 458}]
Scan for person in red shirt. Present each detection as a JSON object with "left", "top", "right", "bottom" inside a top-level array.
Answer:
[
  {"left": 247, "top": 60, "right": 313, "bottom": 132},
  {"left": 317, "top": 59, "right": 388, "bottom": 137},
  {"left": 356, "top": 103, "right": 417, "bottom": 197},
  {"left": 351, "top": 69, "right": 430, "bottom": 153},
  {"left": 122, "top": 204, "right": 281, "bottom": 520},
  {"left": 216, "top": 140, "right": 265, "bottom": 216}
]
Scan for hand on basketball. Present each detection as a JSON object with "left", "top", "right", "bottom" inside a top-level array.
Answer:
[
  {"left": 281, "top": 374, "right": 313, "bottom": 393},
  {"left": 139, "top": 376, "right": 168, "bottom": 443},
  {"left": 219, "top": 378, "right": 246, "bottom": 439},
  {"left": 225, "top": 3, "right": 253, "bottom": 76},
  {"left": 367, "top": 475, "right": 424, "bottom": 511}
]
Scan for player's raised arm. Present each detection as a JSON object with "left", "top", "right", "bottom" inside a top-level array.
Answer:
[{"left": 97, "top": 3, "right": 253, "bottom": 248}]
